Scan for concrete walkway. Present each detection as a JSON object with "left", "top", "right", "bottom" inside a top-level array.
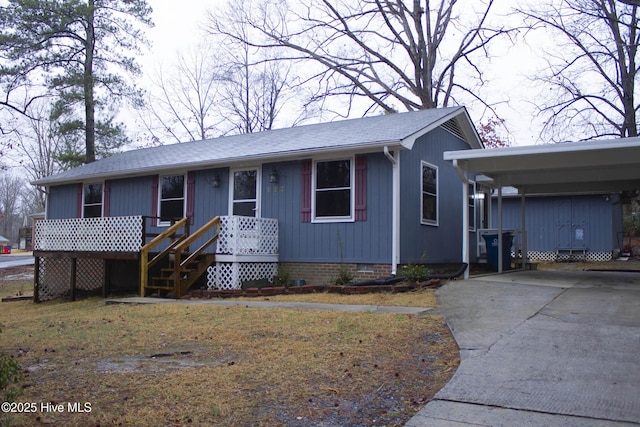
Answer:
[
  {"left": 406, "top": 270, "right": 640, "bottom": 426},
  {"left": 107, "top": 296, "right": 432, "bottom": 315}
]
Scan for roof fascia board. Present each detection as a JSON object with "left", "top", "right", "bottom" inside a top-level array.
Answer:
[{"left": 445, "top": 137, "right": 640, "bottom": 162}]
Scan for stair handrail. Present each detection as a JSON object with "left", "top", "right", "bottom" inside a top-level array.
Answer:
[
  {"left": 174, "top": 216, "right": 221, "bottom": 268},
  {"left": 140, "top": 217, "right": 189, "bottom": 296}
]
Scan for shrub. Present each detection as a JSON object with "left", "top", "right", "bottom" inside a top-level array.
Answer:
[
  {"left": 332, "top": 266, "right": 354, "bottom": 286},
  {"left": 273, "top": 267, "right": 292, "bottom": 287},
  {"left": 400, "top": 263, "right": 431, "bottom": 283}
]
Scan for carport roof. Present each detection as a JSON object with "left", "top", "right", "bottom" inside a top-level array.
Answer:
[{"left": 443, "top": 136, "right": 640, "bottom": 194}]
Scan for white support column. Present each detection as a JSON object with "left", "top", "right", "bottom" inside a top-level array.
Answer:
[
  {"left": 497, "top": 186, "right": 503, "bottom": 273},
  {"left": 461, "top": 179, "right": 470, "bottom": 279},
  {"left": 452, "top": 160, "right": 470, "bottom": 279},
  {"left": 384, "top": 147, "right": 400, "bottom": 275}
]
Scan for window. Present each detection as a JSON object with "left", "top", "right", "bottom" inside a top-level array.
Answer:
[
  {"left": 313, "top": 158, "right": 354, "bottom": 221},
  {"left": 231, "top": 169, "right": 260, "bottom": 217},
  {"left": 468, "top": 181, "right": 476, "bottom": 231},
  {"left": 83, "top": 183, "right": 103, "bottom": 218},
  {"left": 421, "top": 162, "right": 438, "bottom": 225},
  {"left": 159, "top": 175, "right": 185, "bottom": 224}
]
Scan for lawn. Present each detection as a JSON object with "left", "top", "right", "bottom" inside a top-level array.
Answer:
[{"left": 0, "top": 268, "right": 458, "bottom": 427}]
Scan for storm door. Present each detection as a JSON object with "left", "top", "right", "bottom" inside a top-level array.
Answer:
[{"left": 230, "top": 168, "right": 261, "bottom": 217}]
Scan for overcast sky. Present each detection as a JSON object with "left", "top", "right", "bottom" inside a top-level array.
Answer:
[{"left": 141, "top": 1, "right": 549, "bottom": 147}]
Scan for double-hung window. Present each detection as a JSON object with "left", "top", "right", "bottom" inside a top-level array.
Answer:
[
  {"left": 313, "top": 158, "right": 354, "bottom": 222},
  {"left": 421, "top": 161, "right": 438, "bottom": 225},
  {"left": 159, "top": 175, "right": 185, "bottom": 224},
  {"left": 83, "top": 183, "right": 103, "bottom": 218}
]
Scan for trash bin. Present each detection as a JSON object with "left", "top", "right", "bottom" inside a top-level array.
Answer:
[{"left": 482, "top": 233, "right": 513, "bottom": 271}]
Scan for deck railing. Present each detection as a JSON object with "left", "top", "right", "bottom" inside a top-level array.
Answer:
[
  {"left": 217, "top": 216, "right": 279, "bottom": 256},
  {"left": 33, "top": 215, "right": 278, "bottom": 256},
  {"left": 34, "top": 216, "right": 144, "bottom": 252}
]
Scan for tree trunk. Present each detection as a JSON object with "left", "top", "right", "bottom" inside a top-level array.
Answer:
[{"left": 84, "top": 0, "right": 96, "bottom": 163}]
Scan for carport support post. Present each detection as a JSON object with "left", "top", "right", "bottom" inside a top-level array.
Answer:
[
  {"left": 452, "top": 160, "right": 471, "bottom": 279},
  {"left": 461, "top": 178, "right": 469, "bottom": 278},
  {"left": 521, "top": 193, "right": 527, "bottom": 270},
  {"left": 498, "top": 186, "right": 503, "bottom": 273}
]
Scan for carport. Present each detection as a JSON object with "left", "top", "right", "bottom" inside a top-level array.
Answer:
[{"left": 444, "top": 137, "right": 640, "bottom": 278}]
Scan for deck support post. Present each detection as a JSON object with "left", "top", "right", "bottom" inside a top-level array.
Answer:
[
  {"left": 34, "top": 256, "right": 40, "bottom": 303},
  {"left": 70, "top": 258, "right": 77, "bottom": 301}
]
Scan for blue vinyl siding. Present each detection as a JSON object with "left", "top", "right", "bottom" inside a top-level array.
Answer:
[
  {"left": 47, "top": 184, "right": 79, "bottom": 219},
  {"left": 44, "top": 128, "right": 477, "bottom": 264},
  {"left": 264, "top": 154, "right": 393, "bottom": 263},
  {"left": 399, "top": 128, "right": 475, "bottom": 263},
  {"left": 108, "top": 176, "right": 153, "bottom": 217},
  {"left": 191, "top": 168, "right": 230, "bottom": 226},
  {"left": 492, "top": 195, "right": 621, "bottom": 252}
]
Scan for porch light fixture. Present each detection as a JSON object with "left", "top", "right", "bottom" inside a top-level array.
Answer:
[
  {"left": 209, "top": 173, "right": 220, "bottom": 188},
  {"left": 269, "top": 169, "right": 279, "bottom": 184}
]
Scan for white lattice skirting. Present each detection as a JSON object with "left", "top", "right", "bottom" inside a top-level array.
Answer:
[
  {"left": 207, "top": 262, "right": 278, "bottom": 290},
  {"left": 526, "top": 251, "right": 613, "bottom": 262}
]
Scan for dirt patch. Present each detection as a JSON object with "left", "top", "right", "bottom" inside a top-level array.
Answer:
[{"left": 0, "top": 265, "right": 33, "bottom": 281}]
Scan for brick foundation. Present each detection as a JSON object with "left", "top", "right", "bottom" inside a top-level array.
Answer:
[{"left": 279, "top": 262, "right": 393, "bottom": 285}]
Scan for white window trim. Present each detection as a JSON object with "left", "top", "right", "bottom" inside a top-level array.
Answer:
[
  {"left": 421, "top": 161, "right": 439, "bottom": 226},
  {"left": 229, "top": 166, "right": 262, "bottom": 218},
  {"left": 312, "top": 157, "right": 355, "bottom": 223},
  {"left": 82, "top": 182, "right": 104, "bottom": 218},
  {"left": 469, "top": 180, "right": 476, "bottom": 232},
  {"left": 158, "top": 174, "right": 186, "bottom": 227}
]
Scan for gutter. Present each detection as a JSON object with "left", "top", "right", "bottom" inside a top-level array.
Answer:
[{"left": 384, "top": 146, "right": 400, "bottom": 275}]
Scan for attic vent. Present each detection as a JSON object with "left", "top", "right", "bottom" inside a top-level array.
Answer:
[{"left": 440, "top": 118, "right": 464, "bottom": 140}]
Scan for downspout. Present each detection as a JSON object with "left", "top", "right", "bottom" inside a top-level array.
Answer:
[
  {"left": 452, "top": 160, "right": 470, "bottom": 279},
  {"left": 384, "top": 146, "right": 400, "bottom": 275}
]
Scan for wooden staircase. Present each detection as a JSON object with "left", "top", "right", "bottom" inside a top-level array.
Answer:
[{"left": 140, "top": 216, "right": 220, "bottom": 299}]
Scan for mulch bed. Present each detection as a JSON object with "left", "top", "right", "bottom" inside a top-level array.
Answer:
[{"left": 186, "top": 279, "right": 441, "bottom": 299}]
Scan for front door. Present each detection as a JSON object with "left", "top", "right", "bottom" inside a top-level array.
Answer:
[{"left": 230, "top": 168, "right": 260, "bottom": 217}]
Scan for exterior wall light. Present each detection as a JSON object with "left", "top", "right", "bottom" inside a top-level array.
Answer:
[{"left": 209, "top": 173, "right": 220, "bottom": 188}]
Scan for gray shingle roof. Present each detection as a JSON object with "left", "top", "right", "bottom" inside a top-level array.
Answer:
[{"left": 34, "top": 106, "right": 478, "bottom": 186}]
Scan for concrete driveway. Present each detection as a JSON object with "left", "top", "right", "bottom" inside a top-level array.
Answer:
[{"left": 406, "top": 270, "right": 640, "bottom": 426}]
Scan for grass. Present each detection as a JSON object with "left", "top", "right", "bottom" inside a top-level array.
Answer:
[{"left": 0, "top": 269, "right": 458, "bottom": 427}]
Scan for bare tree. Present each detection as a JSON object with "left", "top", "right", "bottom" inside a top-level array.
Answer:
[
  {"left": 142, "top": 46, "right": 223, "bottom": 144},
  {"left": 11, "top": 102, "right": 64, "bottom": 207},
  {"left": 142, "top": 22, "right": 303, "bottom": 144},
  {"left": 217, "top": 42, "right": 294, "bottom": 134},
  {"left": 0, "top": 173, "right": 25, "bottom": 239},
  {"left": 206, "top": 1, "right": 309, "bottom": 134},
  {"left": 519, "top": 0, "right": 640, "bottom": 141},
  {"left": 210, "top": 0, "right": 512, "bottom": 116}
]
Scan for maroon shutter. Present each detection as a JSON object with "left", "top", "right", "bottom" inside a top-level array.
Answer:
[
  {"left": 151, "top": 176, "right": 159, "bottom": 226},
  {"left": 103, "top": 180, "right": 111, "bottom": 217},
  {"left": 77, "top": 183, "right": 83, "bottom": 218},
  {"left": 301, "top": 160, "right": 312, "bottom": 222},
  {"left": 355, "top": 155, "right": 367, "bottom": 221},
  {"left": 186, "top": 171, "right": 195, "bottom": 225}
]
